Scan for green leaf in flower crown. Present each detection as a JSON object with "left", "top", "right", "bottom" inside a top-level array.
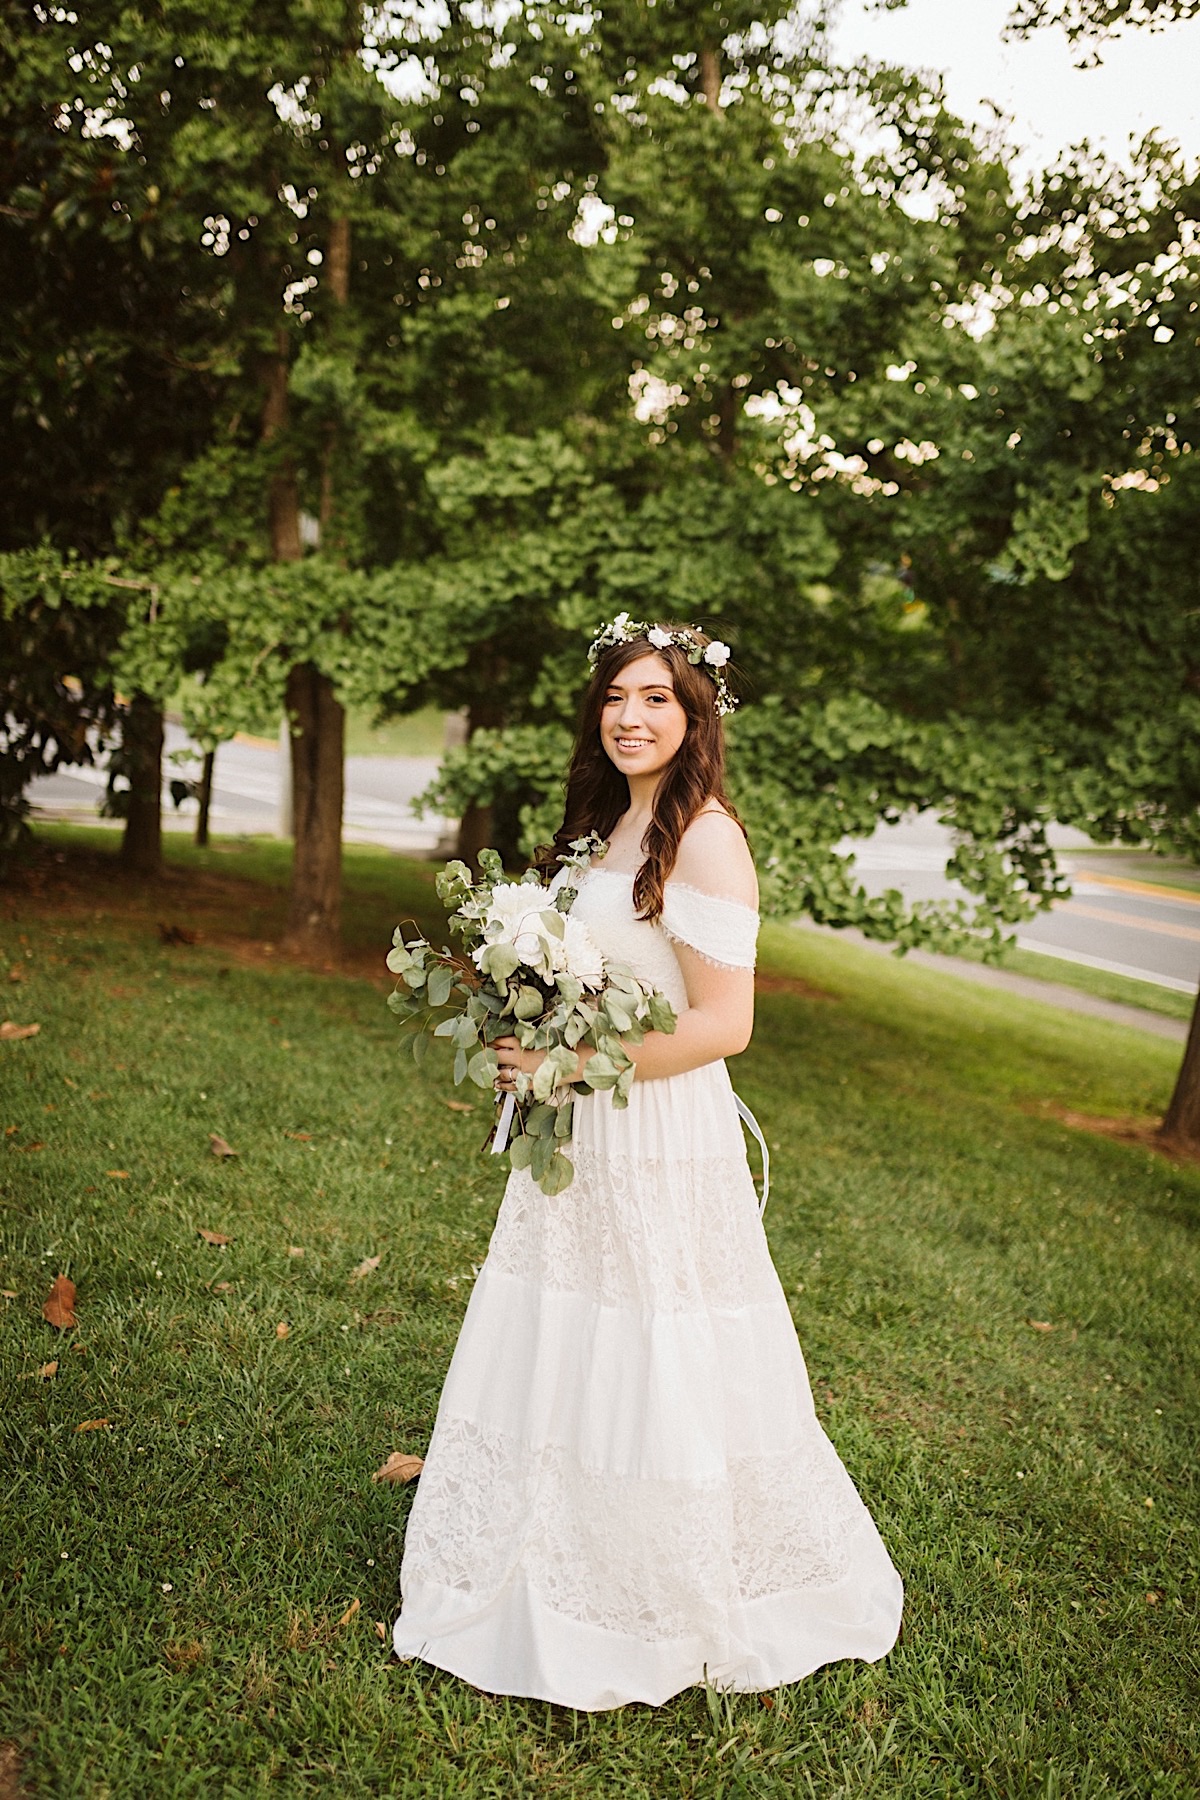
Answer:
[
  {"left": 426, "top": 966, "right": 454, "bottom": 1009},
  {"left": 539, "top": 1151, "right": 574, "bottom": 1197}
]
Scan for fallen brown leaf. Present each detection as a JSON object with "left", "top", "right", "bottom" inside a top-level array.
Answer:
[
  {"left": 209, "top": 1133, "right": 238, "bottom": 1159},
  {"left": 349, "top": 1255, "right": 381, "bottom": 1281},
  {"left": 443, "top": 1100, "right": 474, "bottom": 1114},
  {"left": 211, "top": 1281, "right": 233, "bottom": 1294},
  {"left": 275, "top": 1321, "right": 290, "bottom": 1339},
  {"left": 371, "top": 1452, "right": 424, "bottom": 1485},
  {"left": 75, "top": 1417, "right": 110, "bottom": 1432},
  {"left": 106, "top": 1169, "right": 130, "bottom": 1180},
  {"left": 4, "top": 1125, "right": 18, "bottom": 1136},
  {"left": 374, "top": 1620, "right": 387, "bottom": 1641},
  {"left": 197, "top": 1228, "right": 231, "bottom": 1247},
  {"left": 1, "top": 1289, "right": 17, "bottom": 1299},
  {"left": 1026, "top": 1319, "right": 1055, "bottom": 1333},
  {"left": 38, "top": 1360, "right": 58, "bottom": 1380},
  {"left": 20, "top": 1141, "right": 45, "bottom": 1153},
  {"left": 0, "top": 1020, "right": 39, "bottom": 1041},
  {"left": 42, "top": 1274, "right": 77, "bottom": 1330},
  {"left": 284, "top": 1131, "right": 313, "bottom": 1141},
  {"left": 336, "top": 1598, "right": 361, "bottom": 1627},
  {"left": 157, "top": 923, "right": 198, "bottom": 946},
  {"left": 8, "top": 965, "right": 24, "bottom": 982},
  {"left": 286, "top": 1246, "right": 305, "bottom": 1258}
]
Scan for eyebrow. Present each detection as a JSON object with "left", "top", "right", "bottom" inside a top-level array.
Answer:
[{"left": 605, "top": 680, "right": 675, "bottom": 694}]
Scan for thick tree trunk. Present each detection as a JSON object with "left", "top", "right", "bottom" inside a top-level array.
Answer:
[
  {"left": 699, "top": 44, "right": 722, "bottom": 111},
  {"left": 119, "top": 693, "right": 163, "bottom": 876},
  {"left": 283, "top": 663, "right": 344, "bottom": 958},
  {"left": 454, "top": 676, "right": 506, "bottom": 868},
  {"left": 1160, "top": 989, "right": 1200, "bottom": 1150},
  {"left": 194, "top": 749, "right": 214, "bottom": 848}
]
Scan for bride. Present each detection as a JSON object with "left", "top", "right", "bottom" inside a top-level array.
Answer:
[{"left": 392, "top": 617, "right": 903, "bottom": 1710}]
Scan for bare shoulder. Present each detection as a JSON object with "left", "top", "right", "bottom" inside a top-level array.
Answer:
[{"left": 672, "top": 807, "right": 759, "bottom": 908}]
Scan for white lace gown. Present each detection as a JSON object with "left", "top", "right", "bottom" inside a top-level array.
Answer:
[{"left": 392, "top": 867, "right": 903, "bottom": 1710}]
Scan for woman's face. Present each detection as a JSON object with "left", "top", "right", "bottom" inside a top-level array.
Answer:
[{"left": 599, "top": 652, "right": 689, "bottom": 783}]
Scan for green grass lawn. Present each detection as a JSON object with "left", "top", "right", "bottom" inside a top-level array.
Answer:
[{"left": 2, "top": 831, "right": 1197, "bottom": 1798}]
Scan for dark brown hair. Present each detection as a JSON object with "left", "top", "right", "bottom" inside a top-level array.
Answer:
[{"left": 535, "top": 631, "right": 745, "bottom": 920}]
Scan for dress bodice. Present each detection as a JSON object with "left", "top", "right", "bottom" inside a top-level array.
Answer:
[{"left": 560, "top": 867, "right": 759, "bottom": 1013}]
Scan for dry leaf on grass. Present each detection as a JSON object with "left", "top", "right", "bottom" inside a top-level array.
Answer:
[
  {"left": 106, "top": 1170, "right": 129, "bottom": 1180},
  {"left": 43, "top": 1275, "right": 77, "bottom": 1329},
  {"left": 157, "top": 923, "right": 198, "bottom": 946},
  {"left": 374, "top": 1621, "right": 387, "bottom": 1641},
  {"left": 336, "top": 1598, "right": 361, "bottom": 1627},
  {"left": 1026, "top": 1319, "right": 1055, "bottom": 1332},
  {"left": 1, "top": 1289, "right": 17, "bottom": 1300},
  {"left": 349, "top": 1255, "right": 382, "bottom": 1281},
  {"left": 286, "top": 1246, "right": 305, "bottom": 1258},
  {"left": 211, "top": 1281, "right": 233, "bottom": 1294},
  {"left": 75, "top": 1418, "right": 110, "bottom": 1432},
  {"left": 209, "top": 1133, "right": 238, "bottom": 1159},
  {"left": 197, "top": 1228, "right": 231, "bottom": 1247},
  {"left": 443, "top": 1100, "right": 474, "bottom": 1114},
  {"left": 37, "top": 1360, "right": 58, "bottom": 1380},
  {"left": 371, "top": 1452, "right": 424, "bottom": 1485},
  {"left": 284, "top": 1131, "right": 313, "bottom": 1141},
  {"left": 275, "top": 1321, "right": 290, "bottom": 1339},
  {"left": 8, "top": 965, "right": 24, "bottom": 983},
  {"left": 0, "top": 1020, "right": 40, "bottom": 1041}
]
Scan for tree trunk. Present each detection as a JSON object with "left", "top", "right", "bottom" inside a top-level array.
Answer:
[
  {"left": 699, "top": 44, "right": 722, "bottom": 111},
  {"left": 454, "top": 677, "right": 506, "bottom": 868},
  {"left": 1160, "top": 989, "right": 1200, "bottom": 1150},
  {"left": 283, "top": 663, "right": 345, "bottom": 958},
  {"left": 194, "top": 749, "right": 214, "bottom": 848},
  {"left": 119, "top": 693, "right": 163, "bottom": 876}
]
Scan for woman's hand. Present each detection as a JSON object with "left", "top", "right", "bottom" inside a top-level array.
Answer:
[{"left": 493, "top": 1036, "right": 544, "bottom": 1094}]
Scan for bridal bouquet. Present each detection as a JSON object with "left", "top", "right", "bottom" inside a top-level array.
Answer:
[{"left": 387, "top": 838, "right": 677, "bottom": 1196}]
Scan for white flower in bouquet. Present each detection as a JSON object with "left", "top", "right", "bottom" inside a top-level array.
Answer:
[
  {"left": 474, "top": 881, "right": 558, "bottom": 974},
  {"left": 559, "top": 917, "right": 605, "bottom": 990}
]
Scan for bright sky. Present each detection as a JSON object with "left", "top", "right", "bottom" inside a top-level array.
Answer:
[{"left": 829, "top": 0, "right": 1200, "bottom": 172}]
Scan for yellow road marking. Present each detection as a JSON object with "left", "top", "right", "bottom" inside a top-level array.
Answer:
[
  {"left": 1063, "top": 900, "right": 1200, "bottom": 944},
  {"left": 1080, "top": 872, "right": 1200, "bottom": 908}
]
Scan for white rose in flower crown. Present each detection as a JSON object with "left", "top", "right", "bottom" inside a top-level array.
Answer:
[
  {"left": 703, "top": 640, "right": 731, "bottom": 668},
  {"left": 647, "top": 626, "right": 673, "bottom": 649},
  {"left": 558, "top": 916, "right": 605, "bottom": 990}
]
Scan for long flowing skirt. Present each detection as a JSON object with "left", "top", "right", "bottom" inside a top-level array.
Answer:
[{"left": 392, "top": 1063, "right": 903, "bottom": 1710}]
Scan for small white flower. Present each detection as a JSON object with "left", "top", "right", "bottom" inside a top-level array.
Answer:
[
  {"left": 647, "top": 626, "right": 673, "bottom": 649},
  {"left": 161, "top": 1582, "right": 173, "bottom": 1593},
  {"left": 703, "top": 640, "right": 731, "bottom": 668},
  {"left": 612, "top": 611, "right": 631, "bottom": 635}
]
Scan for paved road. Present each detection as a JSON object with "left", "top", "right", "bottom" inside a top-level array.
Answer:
[{"left": 27, "top": 738, "right": 1198, "bottom": 1000}]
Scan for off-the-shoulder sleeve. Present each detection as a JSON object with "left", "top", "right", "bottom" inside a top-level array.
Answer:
[{"left": 660, "top": 881, "right": 759, "bottom": 970}]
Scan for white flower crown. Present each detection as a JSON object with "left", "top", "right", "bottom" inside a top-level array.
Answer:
[{"left": 586, "top": 612, "right": 738, "bottom": 716}]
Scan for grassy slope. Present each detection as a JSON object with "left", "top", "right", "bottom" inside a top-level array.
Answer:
[{"left": 1, "top": 831, "right": 1197, "bottom": 1799}]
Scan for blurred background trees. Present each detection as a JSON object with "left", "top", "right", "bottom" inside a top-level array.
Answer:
[{"left": 2, "top": 0, "right": 1198, "bottom": 1132}]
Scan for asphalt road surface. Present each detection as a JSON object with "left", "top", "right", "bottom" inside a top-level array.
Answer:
[{"left": 26, "top": 736, "right": 1198, "bottom": 997}]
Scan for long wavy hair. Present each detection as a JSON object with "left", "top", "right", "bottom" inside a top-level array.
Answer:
[{"left": 535, "top": 631, "right": 746, "bottom": 921}]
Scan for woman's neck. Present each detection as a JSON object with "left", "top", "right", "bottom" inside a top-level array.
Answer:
[{"left": 620, "top": 772, "right": 661, "bottom": 836}]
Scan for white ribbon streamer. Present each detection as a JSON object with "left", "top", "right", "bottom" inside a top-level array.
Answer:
[
  {"left": 734, "top": 1094, "right": 770, "bottom": 1216},
  {"left": 490, "top": 1090, "right": 516, "bottom": 1156}
]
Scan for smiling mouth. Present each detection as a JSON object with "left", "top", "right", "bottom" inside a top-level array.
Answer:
[{"left": 614, "top": 737, "right": 653, "bottom": 751}]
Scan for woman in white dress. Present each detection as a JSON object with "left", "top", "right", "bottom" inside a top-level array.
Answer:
[{"left": 392, "top": 618, "right": 903, "bottom": 1710}]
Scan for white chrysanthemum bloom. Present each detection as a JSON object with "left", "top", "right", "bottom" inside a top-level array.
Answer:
[
  {"left": 559, "top": 916, "right": 605, "bottom": 989},
  {"left": 647, "top": 626, "right": 673, "bottom": 649},
  {"left": 472, "top": 882, "right": 556, "bottom": 972},
  {"left": 704, "top": 640, "right": 731, "bottom": 668}
]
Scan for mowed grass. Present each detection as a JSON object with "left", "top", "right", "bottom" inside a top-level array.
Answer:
[{"left": 1, "top": 828, "right": 1197, "bottom": 1799}]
